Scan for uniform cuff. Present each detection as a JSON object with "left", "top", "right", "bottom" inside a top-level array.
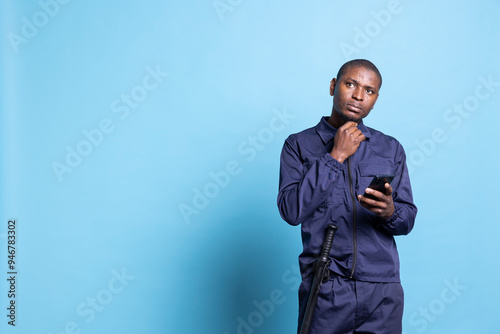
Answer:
[
  {"left": 321, "top": 153, "right": 345, "bottom": 171},
  {"left": 383, "top": 203, "right": 401, "bottom": 224}
]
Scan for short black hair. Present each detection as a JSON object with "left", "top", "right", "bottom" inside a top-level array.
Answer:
[{"left": 336, "top": 59, "right": 382, "bottom": 89}]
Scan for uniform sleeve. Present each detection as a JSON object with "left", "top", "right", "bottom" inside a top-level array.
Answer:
[
  {"left": 277, "top": 137, "right": 345, "bottom": 226},
  {"left": 377, "top": 145, "right": 417, "bottom": 235}
]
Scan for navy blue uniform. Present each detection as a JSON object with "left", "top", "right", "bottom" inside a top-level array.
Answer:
[{"left": 277, "top": 117, "right": 417, "bottom": 333}]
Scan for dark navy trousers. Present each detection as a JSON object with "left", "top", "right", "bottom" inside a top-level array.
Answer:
[{"left": 297, "top": 274, "right": 404, "bottom": 334}]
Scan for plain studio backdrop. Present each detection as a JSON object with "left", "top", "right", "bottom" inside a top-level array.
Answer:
[{"left": 1, "top": 1, "right": 499, "bottom": 333}]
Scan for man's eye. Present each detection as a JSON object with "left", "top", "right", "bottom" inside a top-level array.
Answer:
[
  {"left": 346, "top": 82, "right": 354, "bottom": 87},
  {"left": 366, "top": 89, "right": 374, "bottom": 94}
]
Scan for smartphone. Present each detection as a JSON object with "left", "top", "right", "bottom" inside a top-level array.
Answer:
[{"left": 363, "top": 174, "right": 395, "bottom": 198}]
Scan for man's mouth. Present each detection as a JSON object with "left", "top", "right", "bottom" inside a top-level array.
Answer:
[{"left": 346, "top": 103, "right": 363, "bottom": 113}]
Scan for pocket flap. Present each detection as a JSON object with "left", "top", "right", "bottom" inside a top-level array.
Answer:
[{"left": 358, "top": 162, "right": 394, "bottom": 176}]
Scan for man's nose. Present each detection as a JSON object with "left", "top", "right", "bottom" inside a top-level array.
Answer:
[{"left": 352, "top": 87, "right": 363, "bottom": 101}]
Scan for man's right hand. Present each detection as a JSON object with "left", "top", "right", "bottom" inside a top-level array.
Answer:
[{"left": 330, "top": 121, "right": 366, "bottom": 163}]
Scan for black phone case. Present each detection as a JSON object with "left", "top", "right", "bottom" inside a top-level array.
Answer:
[{"left": 363, "top": 174, "right": 395, "bottom": 196}]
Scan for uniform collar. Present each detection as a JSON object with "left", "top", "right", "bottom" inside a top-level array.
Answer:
[{"left": 316, "top": 116, "right": 371, "bottom": 145}]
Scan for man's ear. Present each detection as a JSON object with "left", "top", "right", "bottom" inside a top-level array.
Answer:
[{"left": 330, "top": 78, "right": 336, "bottom": 96}]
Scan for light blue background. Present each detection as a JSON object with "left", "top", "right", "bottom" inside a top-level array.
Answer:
[{"left": 1, "top": 1, "right": 499, "bottom": 333}]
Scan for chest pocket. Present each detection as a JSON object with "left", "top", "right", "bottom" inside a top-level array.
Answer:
[{"left": 357, "top": 162, "right": 396, "bottom": 196}]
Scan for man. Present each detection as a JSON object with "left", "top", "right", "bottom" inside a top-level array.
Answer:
[{"left": 277, "top": 59, "right": 417, "bottom": 334}]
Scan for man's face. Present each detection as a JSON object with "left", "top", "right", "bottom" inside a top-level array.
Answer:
[{"left": 330, "top": 66, "right": 380, "bottom": 123}]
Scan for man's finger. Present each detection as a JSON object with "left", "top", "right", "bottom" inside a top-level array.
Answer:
[
  {"left": 345, "top": 127, "right": 364, "bottom": 139},
  {"left": 363, "top": 188, "right": 385, "bottom": 201},
  {"left": 354, "top": 133, "right": 365, "bottom": 144},
  {"left": 384, "top": 183, "right": 393, "bottom": 195},
  {"left": 344, "top": 126, "right": 360, "bottom": 135},
  {"left": 358, "top": 194, "right": 381, "bottom": 208},
  {"left": 340, "top": 121, "right": 358, "bottom": 131}
]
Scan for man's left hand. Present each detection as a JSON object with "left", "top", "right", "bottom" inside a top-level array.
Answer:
[{"left": 357, "top": 183, "right": 395, "bottom": 220}]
